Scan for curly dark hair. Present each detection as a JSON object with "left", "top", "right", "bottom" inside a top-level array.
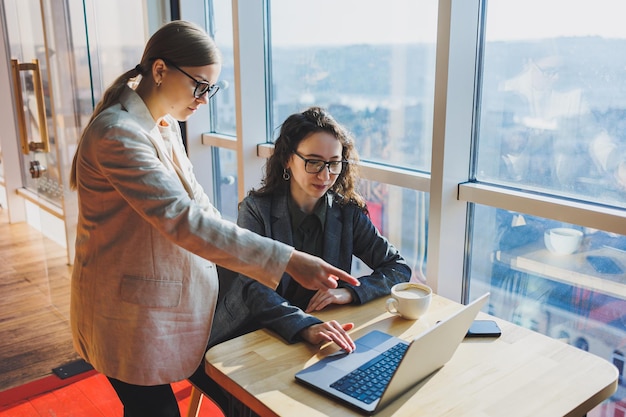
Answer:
[{"left": 250, "top": 106, "right": 366, "bottom": 210}]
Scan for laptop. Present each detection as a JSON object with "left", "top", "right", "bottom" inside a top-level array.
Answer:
[{"left": 295, "top": 293, "right": 490, "bottom": 414}]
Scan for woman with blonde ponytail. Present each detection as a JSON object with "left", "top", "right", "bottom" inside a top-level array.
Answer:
[{"left": 69, "top": 20, "right": 358, "bottom": 417}]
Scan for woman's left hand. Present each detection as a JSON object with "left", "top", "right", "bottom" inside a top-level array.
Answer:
[{"left": 305, "top": 288, "right": 353, "bottom": 313}]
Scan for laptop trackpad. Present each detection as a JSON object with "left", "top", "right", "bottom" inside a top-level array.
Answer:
[
  {"left": 357, "top": 330, "right": 396, "bottom": 349},
  {"left": 322, "top": 330, "right": 400, "bottom": 372}
]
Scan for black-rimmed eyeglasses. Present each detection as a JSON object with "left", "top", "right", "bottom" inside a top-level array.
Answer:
[
  {"left": 159, "top": 58, "right": 220, "bottom": 99},
  {"left": 294, "top": 151, "right": 348, "bottom": 175}
]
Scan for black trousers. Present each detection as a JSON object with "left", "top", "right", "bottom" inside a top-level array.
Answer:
[
  {"left": 107, "top": 369, "right": 231, "bottom": 417},
  {"left": 107, "top": 377, "right": 182, "bottom": 417}
]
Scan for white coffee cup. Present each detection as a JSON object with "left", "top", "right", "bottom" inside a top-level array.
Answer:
[
  {"left": 385, "top": 282, "right": 432, "bottom": 320},
  {"left": 544, "top": 227, "right": 583, "bottom": 255}
]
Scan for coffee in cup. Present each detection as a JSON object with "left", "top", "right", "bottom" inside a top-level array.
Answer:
[{"left": 386, "top": 282, "right": 432, "bottom": 320}]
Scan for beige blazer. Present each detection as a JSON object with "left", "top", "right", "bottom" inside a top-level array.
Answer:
[{"left": 70, "top": 87, "right": 291, "bottom": 385}]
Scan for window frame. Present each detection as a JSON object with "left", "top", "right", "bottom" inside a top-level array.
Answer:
[{"left": 183, "top": 0, "right": 626, "bottom": 304}]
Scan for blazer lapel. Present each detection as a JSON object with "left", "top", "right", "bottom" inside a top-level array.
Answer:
[
  {"left": 146, "top": 127, "right": 195, "bottom": 199},
  {"left": 322, "top": 194, "right": 342, "bottom": 266},
  {"left": 270, "top": 193, "right": 295, "bottom": 246},
  {"left": 271, "top": 194, "right": 295, "bottom": 295},
  {"left": 119, "top": 87, "right": 195, "bottom": 199}
]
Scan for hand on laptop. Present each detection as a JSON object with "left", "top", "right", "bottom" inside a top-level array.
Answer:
[{"left": 299, "top": 321, "right": 356, "bottom": 353}]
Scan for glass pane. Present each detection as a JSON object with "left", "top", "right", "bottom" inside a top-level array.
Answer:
[
  {"left": 476, "top": 0, "right": 626, "bottom": 208},
  {"left": 5, "top": 0, "right": 62, "bottom": 205},
  {"left": 269, "top": 0, "right": 437, "bottom": 172},
  {"left": 468, "top": 205, "right": 626, "bottom": 414},
  {"left": 84, "top": 0, "right": 147, "bottom": 106},
  {"left": 353, "top": 178, "right": 428, "bottom": 282},
  {"left": 214, "top": 147, "right": 238, "bottom": 221},
  {"left": 210, "top": 0, "right": 236, "bottom": 136}
]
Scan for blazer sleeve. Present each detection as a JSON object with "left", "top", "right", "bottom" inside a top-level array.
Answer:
[
  {"left": 208, "top": 267, "right": 321, "bottom": 346},
  {"left": 79, "top": 108, "right": 290, "bottom": 288},
  {"left": 343, "top": 206, "right": 412, "bottom": 304},
  {"left": 242, "top": 276, "right": 323, "bottom": 343}
]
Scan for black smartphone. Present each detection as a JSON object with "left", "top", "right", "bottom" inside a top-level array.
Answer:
[
  {"left": 586, "top": 255, "right": 624, "bottom": 275},
  {"left": 466, "top": 320, "right": 502, "bottom": 338}
]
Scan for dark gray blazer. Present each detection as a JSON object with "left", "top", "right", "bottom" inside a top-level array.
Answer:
[{"left": 209, "top": 191, "right": 411, "bottom": 345}]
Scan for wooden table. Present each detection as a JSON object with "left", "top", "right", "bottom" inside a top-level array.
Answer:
[{"left": 204, "top": 294, "right": 618, "bottom": 417}]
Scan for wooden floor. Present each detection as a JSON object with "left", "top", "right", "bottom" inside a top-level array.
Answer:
[
  {"left": 0, "top": 207, "right": 80, "bottom": 393},
  {"left": 0, "top": 207, "right": 224, "bottom": 415}
]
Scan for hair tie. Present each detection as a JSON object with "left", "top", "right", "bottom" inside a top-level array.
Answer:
[{"left": 134, "top": 64, "right": 144, "bottom": 75}]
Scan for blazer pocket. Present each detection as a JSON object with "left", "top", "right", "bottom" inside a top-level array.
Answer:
[{"left": 121, "top": 275, "right": 182, "bottom": 308}]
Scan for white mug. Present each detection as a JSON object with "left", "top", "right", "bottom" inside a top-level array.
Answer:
[{"left": 386, "top": 282, "right": 432, "bottom": 320}]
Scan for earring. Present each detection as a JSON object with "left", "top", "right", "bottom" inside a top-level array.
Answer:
[
  {"left": 282, "top": 169, "right": 290, "bottom": 181},
  {"left": 156, "top": 80, "right": 162, "bottom": 87}
]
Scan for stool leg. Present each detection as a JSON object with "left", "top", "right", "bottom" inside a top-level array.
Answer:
[{"left": 186, "top": 386, "right": 203, "bottom": 417}]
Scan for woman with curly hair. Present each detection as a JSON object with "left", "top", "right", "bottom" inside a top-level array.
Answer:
[{"left": 193, "top": 107, "right": 411, "bottom": 412}]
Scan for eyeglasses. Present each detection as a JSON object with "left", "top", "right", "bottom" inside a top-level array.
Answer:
[
  {"left": 160, "top": 58, "right": 220, "bottom": 99},
  {"left": 294, "top": 151, "right": 348, "bottom": 175}
]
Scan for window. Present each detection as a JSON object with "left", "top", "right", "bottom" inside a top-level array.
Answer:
[
  {"left": 212, "top": 147, "right": 238, "bottom": 221},
  {"left": 353, "top": 179, "right": 428, "bottom": 282},
  {"left": 265, "top": 0, "right": 436, "bottom": 286},
  {"left": 467, "top": 1, "right": 626, "bottom": 414},
  {"left": 475, "top": 1, "right": 626, "bottom": 208},
  {"left": 208, "top": 0, "right": 236, "bottom": 136},
  {"left": 469, "top": 206, "right": 626, "bottom": 359},
  {"left": 191, "top": 2, "right": 626, "bottom": 413},
  {"left": 269, "top": 0, "right": 437, "bottom": 173}
]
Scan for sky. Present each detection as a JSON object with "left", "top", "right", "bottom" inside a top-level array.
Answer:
[
  {"left": 265, "top": 0, "right": 626, "bottom": 46},
  {"left": 486, "top": 0, "right": 626, "bottom": 41},
  {"left": 82, "top": 0, "right": 626, "bottom": 50}
]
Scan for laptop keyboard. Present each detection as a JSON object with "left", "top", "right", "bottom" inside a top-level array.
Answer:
[{"left": 330, "top": 342, "right": 409, "bottom": 404}]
